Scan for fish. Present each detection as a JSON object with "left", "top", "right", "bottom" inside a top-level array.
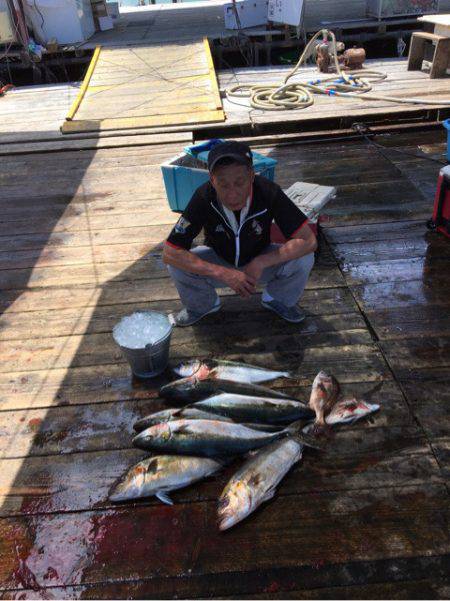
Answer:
[
  {"left": 159, "top": 377, "right": 300, "bottom": 404},
  {"left": 133, "top": 407, "right": 233, "bottom": 432},
  {"left": 172, "top": 359, "right": 291, "bottom": 384},
  {"left": 132, "top": 419, "right": 322, "bottom": 457},
  {"left": 133, "top": 407, "right": 285, "bottom": 434},
  {"left": 192, "top": 393, "right": 315, "bottom": 424},
  {"left": 218, "top": 437, "right": 304, "bottom": 531},
  {"left": 325, "top": 397, "right": 380, "bottom": 425},
  {"left": 109, "top": 455, "right": 226, "bottom": 505},
  {"left": 308, "top": 371, "right": 341, "bottom": 428}
]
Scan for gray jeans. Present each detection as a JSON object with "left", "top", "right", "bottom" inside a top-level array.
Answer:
[{"left": 167, "top": 244, "right": 314, "bottom": 314}]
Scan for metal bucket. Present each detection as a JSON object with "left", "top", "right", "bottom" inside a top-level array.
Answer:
[{"left": 113, "top": 312, "right": 173, "bottom": 378}]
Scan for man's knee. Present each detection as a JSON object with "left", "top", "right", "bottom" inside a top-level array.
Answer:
[
  {"left": 301, "top": 251, "right": 315, "bottom": 274},
  {"left": 167, "top": 263, "right": 196, "bottom": 282},
  {"left": 281, "top": 252, "right": 315, "bottom": 277},
  {"left": 167, "top": 263, "right": 181, "bottom": 279}
]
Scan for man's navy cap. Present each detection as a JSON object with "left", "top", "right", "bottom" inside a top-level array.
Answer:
[{"left": 207, "top": 140, "right": 253, "bottom": 172}]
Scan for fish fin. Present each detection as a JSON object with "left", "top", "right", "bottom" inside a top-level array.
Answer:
[
  {"left": 156, "top": 491, "right": 174, "bottom": 505},
  {"left": 261, "top": 486, "right": 277, "bottom": 503},
  {"left": 245, "top": 448, "right": 260, "bottom": 459},
  {"left": 284, "top": 419, "right": 308, "bottom": 435},
  {"left": 301, "top": 421, "right": 315, "bottom": 435},
  {"left": 292, "top": 429, "right": 326, "bottom": 450},
  {"left": 282, "top": 371, "right": 294, "bottom": 380}
]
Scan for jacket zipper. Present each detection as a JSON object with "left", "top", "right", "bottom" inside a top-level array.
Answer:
[
  {"left": 211, "top": 203, "right": 267, "bottom": 267},
  {"left": 235, "top": 209, "right": 267, "bottom": 266}
]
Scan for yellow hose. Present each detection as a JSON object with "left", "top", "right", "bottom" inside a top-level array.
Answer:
[{"left": 226, "top": 29, "right": 450, "bottom": 111}]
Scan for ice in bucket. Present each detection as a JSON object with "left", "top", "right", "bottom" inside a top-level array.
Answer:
[{"left": 113, "top": 311, "right": 173, "bottom": 378}]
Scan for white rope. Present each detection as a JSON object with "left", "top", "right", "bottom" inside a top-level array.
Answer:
[{"left": 226, "top": 28, "right": 450, "bottom": 111}]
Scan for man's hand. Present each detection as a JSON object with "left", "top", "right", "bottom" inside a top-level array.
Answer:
[
  {"left": 243, "top": 256, "right": 265, "bottom": 284},
  {"left": 218, "top": 267, "right": 256, "bottom": 298}
]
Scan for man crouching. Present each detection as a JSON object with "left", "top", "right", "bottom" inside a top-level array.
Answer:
[{"left": 163, "top": 140, "right": 317, "bottom": 327}]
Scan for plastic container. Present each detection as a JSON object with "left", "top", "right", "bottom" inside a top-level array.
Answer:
[
  {"left": 443, "top": 119, "right": 450, "bottom": 162},
  {"left": 161, "top": 142, "right": 278, "bottom": 212},
  {"left": 112, "top": 312, "right": 173, "bottom": 379}
]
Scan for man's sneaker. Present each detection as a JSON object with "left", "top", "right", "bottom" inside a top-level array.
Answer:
[
  {"left": 261, "top": 299, "right": 306, "bottom": 323},
  {"left": 169, "top": 303, "right": 221, "bottom": 327}
]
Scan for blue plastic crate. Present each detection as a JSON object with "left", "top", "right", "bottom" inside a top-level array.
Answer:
[
  {"left": 161, "top": 143, "right": 277, "bottom": 213},
  {"left": 444, "top": 119, "right": 450, "bottom": 162}
]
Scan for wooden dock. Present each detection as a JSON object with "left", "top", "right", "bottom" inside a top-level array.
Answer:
[
  {"left": 0, "top": 122, "right": 449, "bottom": 597},
  {"left": 0, "top": 5, "right": 450, "bottom": 596},
  {"left": 62, "top": 40, "right": 224, "bottom": 134},
  {"left": 214, "top": 58, "right": 450, "bottom": 136}
]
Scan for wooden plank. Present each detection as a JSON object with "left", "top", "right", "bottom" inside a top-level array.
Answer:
[
  {"left": 324, "top": 220, "right": 429, "bottom": 244},
  {"left": 0, "top": 282, "right": 356, "bottom": 315},
  {"left": 364, "top": 305, "right": 450, "bottom": 340},
  {"left": 352, "top": 279, "right": 450, "bottom": 313},
  {"left": 400, "top": 371, "right": 450, "bottom": 439},
  {"left": 61, "top": 109, "right": 225, "bottom": 134},
  {"left": 0, "top": 484, "right": 448, "bottom": 591},
  {"left": 0, "top": 364, "right": 159, "bottom": 411},
  {"left": 338, "top": 256, "right": 450, "bottom": 287},
  {"left": 0, "top": 313, "right": 372, "bottom": 373},
  {"left": 4, "top": 556, "right": 449, "bottom": 600},
  {"left": 0, "top": 225, "right": 175, "bottom": 254},
  {"left": 431, "top": 437, "right": 450, "bottom": 485},
  {"left": 0, "top": 132, "right": 192, "bottom": 156},
  {"left": 381, "top": 336, "right": 450, "bottom": 376},
  {"left": 0, "top": 286, "right": 359, "bottom": 333},
  {"left": 233, "top": 576, "right": 450, "bottom": 599},
  {"left": 0, "top": 249, "right": 344, "bottom": 291},
  {"left": 0, "top": 206, "right": 176, "bottom": 235},
  {"left": 331, "top": 236, "right": 450, "bottom": 265}
]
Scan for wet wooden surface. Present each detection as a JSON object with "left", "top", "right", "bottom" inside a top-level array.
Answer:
[{"left": 0, "top": 129, "right": 449, "bottom": 599}]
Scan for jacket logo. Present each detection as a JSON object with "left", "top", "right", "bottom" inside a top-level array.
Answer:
[
  {"left": 215, "top": 224, "right": 226, "bottom": 234},
  {"left": 252, "top": 219, "right": 263, "bottom": 236},
  {"left": 174, "top": 216, "right": 191, "bottom": 235}
]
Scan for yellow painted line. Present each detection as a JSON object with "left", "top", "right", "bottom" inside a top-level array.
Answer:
[
  {"left": 61, "top": 109, "right": 225, "bottom": 134},
  {"left": 66, "top": 46, "right": 102, "bottom": 121},
  {"left": 203, "top": 37, "right": 223, "bottom": 110}
]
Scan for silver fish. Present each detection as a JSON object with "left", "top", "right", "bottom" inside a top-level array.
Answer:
[
  {"left": 193, "top": 393, "right": 314, "bottom": 424},
  {"left": 133, "top": 407, "right": 233, "bottom": 432},
  {"left": 173, "top": 359, "right": 291, "bottom": 384},
  {"left": 325, "top": 398, "right": 380, "bottom": 425},
  {"left": 132, "top": 419, "right": 322, "bottom": 457},
  {"left": 109, "top": 455, "right": 225, "bottom": 505},
  {"left": 218, "top": 437, "right": 304, "bottom": 530},
  {"left": 133, "top": 407, "right": 285, "bottom": 434},
  {"left": 159, "top": 377, "right": 299, "bottom": 404}
]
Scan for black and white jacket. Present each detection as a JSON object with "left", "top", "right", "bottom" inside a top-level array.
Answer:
[{"left": 166, "top": 175, "right": 308, "bottom": 267}]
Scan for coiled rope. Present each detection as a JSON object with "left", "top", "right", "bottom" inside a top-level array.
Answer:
[{"left": 226, "top": 29, "right": 450, "bottom": 111}]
